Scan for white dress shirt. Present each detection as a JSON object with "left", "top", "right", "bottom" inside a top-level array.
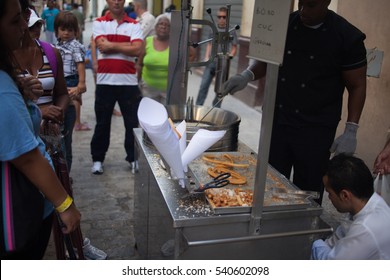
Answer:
[{"left": 312, "top": 192, "right": 390, "bottom": 259}]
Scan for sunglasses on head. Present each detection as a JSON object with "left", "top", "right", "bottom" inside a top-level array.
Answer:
[{"left": 217, "top": 15, "right": 226, "bottom": 19}]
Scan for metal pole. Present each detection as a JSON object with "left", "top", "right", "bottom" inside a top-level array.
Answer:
[
  {"left": 166, "top": 9, "right": 190, "bottom": 105},
  {"left": 186, "top": 227, "right": 333, "bottom": 247},
  {"left": 249, "top": 63, "right": 279, "bottom": 235}
]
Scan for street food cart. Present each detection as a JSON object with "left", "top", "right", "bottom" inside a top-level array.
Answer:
[
  {"left": 134, "top": 129, "right": 333, "bottom": 259},
  {"left": 134, "top": 1, "right": 334, "bottom": 259}
]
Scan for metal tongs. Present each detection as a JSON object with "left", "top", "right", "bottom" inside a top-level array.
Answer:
[
  {"left": 193, "top": 172, "right": 231, "bottom": 192},
  {"left": 182, "top": 172, "right": 231, "bottom": 199}
]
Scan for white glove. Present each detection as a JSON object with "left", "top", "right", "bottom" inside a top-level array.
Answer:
[
  {"left": 330, "top": 122, "right": 359, "bottom": 155},
  {"left": 222, "top": 69, "right": 254, "bottom": 97},
  {"left": 311, "top": 239, "right": 331, "bottom": 260}
]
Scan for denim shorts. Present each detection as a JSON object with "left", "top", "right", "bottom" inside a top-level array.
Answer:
[{"left": 65, "top": 74, "right": 79, "bottom": 87}]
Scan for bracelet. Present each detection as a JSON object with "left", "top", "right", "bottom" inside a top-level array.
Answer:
[{"left": 56, "top": 195, "right": 73, "bottom": 213}]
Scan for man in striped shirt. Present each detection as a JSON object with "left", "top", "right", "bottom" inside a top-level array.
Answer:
[{"left": 91, "top": 0, "right": 143, "bottom": 175}]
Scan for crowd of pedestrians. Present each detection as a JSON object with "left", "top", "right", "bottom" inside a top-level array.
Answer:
[
  {"left": 0, "top": 0, "right": 80, "bottom": 260},
  {"left": 0, "top": 0, "right": 180, "bottom": 260}
]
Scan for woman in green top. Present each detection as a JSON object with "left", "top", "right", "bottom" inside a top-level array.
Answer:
[{"left": 137, "top": 14, "right": 170, "bottom": 104}]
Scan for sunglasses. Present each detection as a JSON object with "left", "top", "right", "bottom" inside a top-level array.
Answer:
[{"left": 217, "top": 15, "right": 226, "bottom": 19}]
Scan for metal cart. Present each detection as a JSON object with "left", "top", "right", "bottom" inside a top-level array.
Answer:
[{"left": 133, "top": 129, "right": 333, "bottom": 259}]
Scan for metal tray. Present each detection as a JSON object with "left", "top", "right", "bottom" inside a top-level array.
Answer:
[{"left": 187, "top": 152, "right": 312, "bottom": 214}]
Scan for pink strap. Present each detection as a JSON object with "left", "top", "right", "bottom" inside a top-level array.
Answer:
[{"left": 2, "top": 162, "right": 15, "bottom": 251}]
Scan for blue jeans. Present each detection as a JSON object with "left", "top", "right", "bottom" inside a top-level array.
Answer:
[
  {"left": 63, "top": 75, "right": 78, "bottom": 171},
  {"left": 195, "top": 61, "right": 221, "bottom": 107},
  {"left": 91, "top": 85, "right": 141, "bottom": 163},
  {"left": 63, "top": 106, "right": 76, "bottom": 171}
]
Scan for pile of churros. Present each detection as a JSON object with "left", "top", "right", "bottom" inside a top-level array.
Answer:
[
  {"left": 202, "top": 154, "right": 255, "bottom": 208},
  {"left": 205, "top": 188, "right": 253, "bottom": 207},
  {"left": 202, "top": 154, "right": 248, "bottom": 185}
]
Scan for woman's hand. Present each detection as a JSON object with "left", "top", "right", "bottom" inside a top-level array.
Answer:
[
  {"left": 68, "top": 82, "right": 86, "bottom": 97},
  {"left": 67, "top": 87, "right": 79, "bottom": 98},
  {"left": 374, "top": 143, "right": 390, "bottom": 175},
  {"left": 58, "top": 204, "right": 81, "bottom": 234},
  {"left": 18, "top": 75, "right": 43, "bottom": 102},
  {"left": 40, "top": 105, "right": 64, "bottom": 123}
]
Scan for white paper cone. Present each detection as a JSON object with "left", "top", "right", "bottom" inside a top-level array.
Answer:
[
  {"left": 137, "top": 97, "right": 185, "bottom": 182},
  {"left": 138, "top": 97, "right": 169, "bottom": 134},
  {"left": 176, "top": 120, "right": 187, "bottom": 171},
  {"left": 176, "top": 120, "right": 187, "bottom": 155},
  {"left": 144, "top": 130, "right": 185, "bottom": 182},
  {"left": 181, "top": 129, "right": 226, "bottom": 168}
]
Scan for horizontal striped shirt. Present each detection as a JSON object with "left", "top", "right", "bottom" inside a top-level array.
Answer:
[
  {"left": 17, "top": 40, "right": 56, "bottom": 106},
  {"left": 93, "top": 12, "right": 143, "bottom": 86}
]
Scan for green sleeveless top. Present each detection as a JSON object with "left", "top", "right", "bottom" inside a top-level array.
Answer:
[{"left": 142, "top": 36, "right": 169, "bottom": 91}]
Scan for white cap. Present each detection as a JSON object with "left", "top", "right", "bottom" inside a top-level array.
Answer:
[{"left": 28, "top": 8, "right": 44, "bottom": 28}]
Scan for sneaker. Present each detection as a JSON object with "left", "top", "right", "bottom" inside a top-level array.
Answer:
[
  {"left": 82, "top": 238, "right": 107, "bottom": 260},
  {"left": 130, "top": 160, "right": 139, "bottom": 174},
  {"left": 91, "top": 161, "right": 103, "bottom": 175}
]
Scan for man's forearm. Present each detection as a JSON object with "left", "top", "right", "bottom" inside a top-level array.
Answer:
[
  {"left": 347, "top": 83, "right": 366, "bottom": 124},
  {"left": 110, "top": 42, "right": 142, "bottom": 57},
  {"left": 248, "top": 61, "right": 267, "bottom": 81},
  {"left": 230, "top": 45, "right": 237, "bottom": 57},
  {"left": 343, "top": 66, "right": 367, "bottom": 124}
]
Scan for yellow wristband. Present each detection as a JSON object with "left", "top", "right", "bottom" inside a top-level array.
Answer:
[{"left": 56, "top": 195, "right": 73, "bottom": 213}]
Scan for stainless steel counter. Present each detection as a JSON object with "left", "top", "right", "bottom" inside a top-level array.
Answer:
[{"left": 133, "top": 128, "right": 334, "bottom": 259}]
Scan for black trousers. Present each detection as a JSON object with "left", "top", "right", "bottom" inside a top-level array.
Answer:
[
  {"left": 269, "top": 124, "right": 337, "bottom": 204},
  {"left": 91, "top": 85, "right": 141, "bottom": 163},
  {"left": 2, "top": 213, "right": 53, "bottom": 260}
]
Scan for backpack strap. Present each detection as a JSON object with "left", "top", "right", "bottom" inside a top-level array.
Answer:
[{"left": 38, "top": 40, "right": 57, "bottom": 78}]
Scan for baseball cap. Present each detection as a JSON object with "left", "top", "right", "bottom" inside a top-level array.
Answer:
[{"left": 28, "top": 8, "right": 44, "bottom": 28}]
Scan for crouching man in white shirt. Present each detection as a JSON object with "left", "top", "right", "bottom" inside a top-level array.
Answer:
[{"left": 312, "top": 153, "right": 390, "bottom": 260}]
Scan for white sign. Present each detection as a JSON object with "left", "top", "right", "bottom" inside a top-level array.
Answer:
[
  {"left": 248, "top": 0, "right": 291, "bottom": 65},
  {"left": 366, "top": 48, "right": 384, "bottom": 78}
]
